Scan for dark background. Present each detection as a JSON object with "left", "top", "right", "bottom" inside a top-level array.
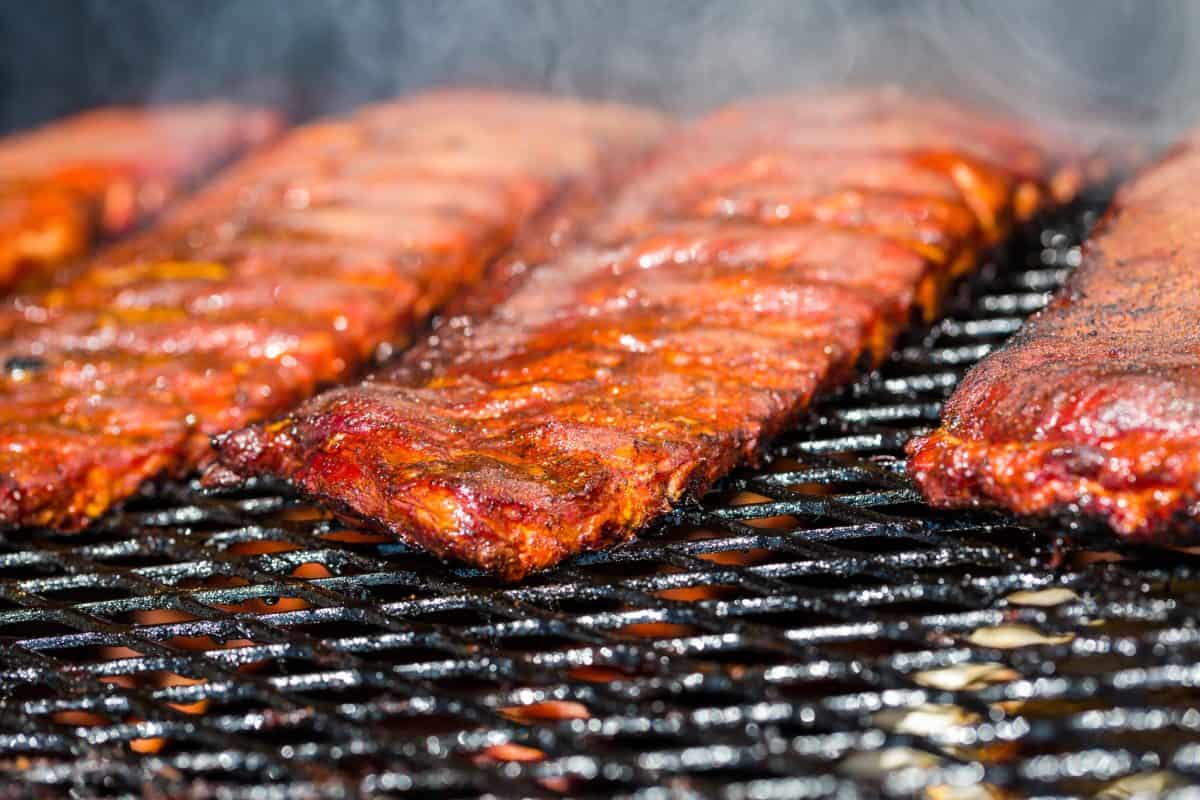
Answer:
[{"left": 0, "top": 0, "right": 1194, "bottom": 141}]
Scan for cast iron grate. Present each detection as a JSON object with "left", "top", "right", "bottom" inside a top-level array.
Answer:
[{"left": 1, "top": 197, "right": 1198, "bottom": 799}]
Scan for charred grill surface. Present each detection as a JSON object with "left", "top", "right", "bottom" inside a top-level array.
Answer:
[
  {"left": 0, "top": 90, "right": 668, "bottom": 531},
  {"left": 908, "top": 133, "right": 1200, "bottom": 541},
  {"left": 0, "top": 104, "right": 282, "bottom": 290},
  {"left": 213, "top": 89, "right": 1098, "bottom": 580}
]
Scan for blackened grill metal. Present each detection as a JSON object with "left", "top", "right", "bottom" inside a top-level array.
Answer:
[{"left": 1, "top": 197, "right": 1199, "bottom": 799}]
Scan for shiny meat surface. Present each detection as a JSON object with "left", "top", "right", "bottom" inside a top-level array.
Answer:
[
  {"left": 212, "top": 88, "right": 1095, "bottom": 580},
  {"left": 0, "top": 90, "right": 668, "bottom": 530},
  {"left": 0, "top": 104, "right": 282, "bottom": 290},
  {"left": 908, "top": 133, "right": 1200, "bottom": 542}
]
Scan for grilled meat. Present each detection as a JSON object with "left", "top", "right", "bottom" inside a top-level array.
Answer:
[
  {"left": 211, "top": 89, "right": 1097, "bottom": 580},
  {"left": 0, "top": 104, "right": 282, "bottom": 290},
  {"left": 0, "top": 90, "right": 668, "bottom": 531},
  {"left": 908, "top": 132, "right": 1200, "bottom": 542}
]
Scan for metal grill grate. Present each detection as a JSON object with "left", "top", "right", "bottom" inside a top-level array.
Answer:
[{"left": 2, "top": 196, "right": 1199, "bottom": 799}]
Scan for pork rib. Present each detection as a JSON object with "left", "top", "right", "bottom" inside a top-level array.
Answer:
[
  {"left": 0, "top": 90, "right": 668, "bottom": 530},
  {"left": 908, "top": 132, "right": 1200, "bottom": 542},
  {"left": 0, "top": 104, "right": 282, "bottom": 290},
  {"left": 212, "top": 89, "right": 1099, "bottom": 580}
]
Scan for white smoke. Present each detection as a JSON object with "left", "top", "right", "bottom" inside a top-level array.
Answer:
[{"left": 2, "top": 0, "right": 1198, "bottom": 145}]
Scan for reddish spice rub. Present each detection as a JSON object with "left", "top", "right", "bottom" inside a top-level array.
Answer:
[
  {"left": 908, "top": 133, "right": 1200, "bottom": 542},
  {"left": 0, "top": 90, "right": 669, "bottom": 530},
  {"left": 0, "top": 104, "right": 283, "bottom": 290},
  {"left": 211, "top": 89, "right": 1098, "bottom": 580}
]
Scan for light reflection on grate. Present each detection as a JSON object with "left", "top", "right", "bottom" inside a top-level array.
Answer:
[{"left": 0, "top": 195, "right": 1198, "bottom": 799}]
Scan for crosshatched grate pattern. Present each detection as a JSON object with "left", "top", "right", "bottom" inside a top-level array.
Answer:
[{"left": 1, "top": 196, "right": 1199, "bottom": 799}]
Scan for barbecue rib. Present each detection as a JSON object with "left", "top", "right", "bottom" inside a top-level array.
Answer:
[
  {"left": 211, "top": 89, "right": 1099, "bottom": 580},
  {"left": 0, "top": 90, "right": 668, "bottom": 531},
  {"left": 908, "top": 133, "right": 1200, "bottom": 542},
  {"left": 0, "top": 104, "right": 282, "bottom": 291}
]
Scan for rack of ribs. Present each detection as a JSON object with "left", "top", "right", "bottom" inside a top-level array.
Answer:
[
  {"left": 0, "top": 90, "right": 669, "bottom": 530},
  {"left": 211, "top": 88, "right": 1104, "bottom": 580},
  {"left": 908, "top": 131, "right": 1200, "bottom": 543},
  {"left": 0, "top": 103, "right": 282, "bottom": 290}
]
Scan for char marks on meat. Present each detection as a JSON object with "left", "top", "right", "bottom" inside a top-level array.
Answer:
[
  {"left": 908, "top": 132, "right": 1200, "bottom": 542},
  {"left": 0, "top": 104, "right": 282, "bottom": 290},
  {"left": 212, "top": 88, "right": 1098, "bottom": 580},
  {"left": 0, "top": 90, "right": 668, "bottom": 530}
]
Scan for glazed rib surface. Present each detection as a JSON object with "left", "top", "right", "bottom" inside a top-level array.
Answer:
[
  {"left": 908, "top": 133, "right": 1200, "bottom": 541},
  {"left": 213, "top": 89, "right": 1093, "bottom": 580},
  {"left": 0, "top": 90, "right": 667, "bottom": 530},
  {"left": 0, "top": 104, "right": 282, "bottom": 290}
]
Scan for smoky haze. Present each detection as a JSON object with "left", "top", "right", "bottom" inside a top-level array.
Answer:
[{"left": 0, "top": 0, "right": 1196, "bottom": 144}]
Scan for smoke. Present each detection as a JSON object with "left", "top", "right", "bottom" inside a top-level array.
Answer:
[{"left": 1, "top": 0, "right": 1198, "bottom": 144}]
